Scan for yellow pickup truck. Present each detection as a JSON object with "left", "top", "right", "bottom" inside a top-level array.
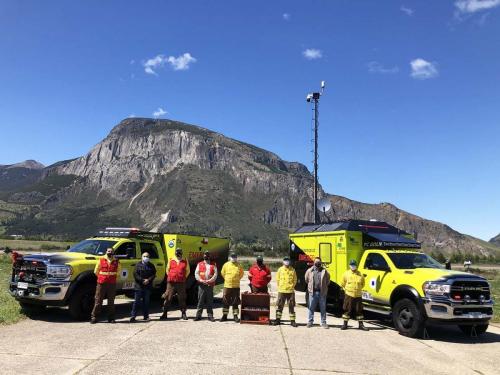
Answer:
[
  {"left": 9, "top": 228, "right": 229, "bottom": 320},
  {"left": 290, "top": 220, "right": 494, "bottom": 337}
]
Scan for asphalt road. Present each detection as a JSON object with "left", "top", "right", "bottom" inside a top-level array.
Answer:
[{"left": 0, "top": 274, "right": 499, "bottom": 375}]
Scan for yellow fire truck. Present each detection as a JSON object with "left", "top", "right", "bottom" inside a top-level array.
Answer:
[
  {"left": 9, "top": 228, "right": 229, "bottom": 320},
  {"left": 290, "top": 220, "right": 494, "bottom": 337}
]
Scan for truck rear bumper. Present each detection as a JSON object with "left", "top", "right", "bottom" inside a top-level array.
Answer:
[
  {"left": 422, "top": 297, "right": 493, "bottom": 321},
  {"left": 9, "top": 281, "right": 70, "bottom": 303}
]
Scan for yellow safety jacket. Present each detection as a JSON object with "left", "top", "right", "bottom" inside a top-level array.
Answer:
[
  {"left": 221, "top": 261, "right": 244, "bottom": 288},
  {"left": 276, "top": 266, "right": 297, "bottom": 293},
  {"left": 341, "top": 269, "right": 365, "bottom": 298}
]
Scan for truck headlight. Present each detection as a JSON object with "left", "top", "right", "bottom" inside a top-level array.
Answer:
[
  {"left": 423, "top": 282, "right": 450, "bottom": 296},
  {"left": 47, "top": 265, "right": 73, "bottom": 280}
]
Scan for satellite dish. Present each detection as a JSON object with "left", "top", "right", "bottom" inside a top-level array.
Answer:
[{"left": 317, "top": 198, "right": 332, "bottom": 213}]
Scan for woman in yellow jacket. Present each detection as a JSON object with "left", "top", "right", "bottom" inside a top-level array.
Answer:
[{"left": 220, "top": 252, "right": 244, "bottom": 322}]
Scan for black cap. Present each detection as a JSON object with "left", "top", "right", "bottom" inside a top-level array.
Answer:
[
  {"left": 204, "top": 251, "right": 210, "bottom": 256},
  {"left": 283, "top": 256, "right": 290, "bottom": 261},
  {"left": 256, "top": 255, "right": 263, "bottom": 262}
]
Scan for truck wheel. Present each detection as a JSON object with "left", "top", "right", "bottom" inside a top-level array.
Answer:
[
  {"left": 69, "top": 283, "right": 96, "bottom": 321},
  {"left": 20, "top": 302, "right": 46, "bottom": 316},
  {"left": 458, "top": 324, "right": 488, "bottom": 336},
  {"left": 392, "top": 298, "right": 425, "bottom": 338}
]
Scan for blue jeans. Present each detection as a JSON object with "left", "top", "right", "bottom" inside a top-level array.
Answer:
[
  {"left": 131, "top": 288, "right": 151, "bottom": 319},
  {"left": 308, "top": 291, "right": 327, "bottom": 324}
]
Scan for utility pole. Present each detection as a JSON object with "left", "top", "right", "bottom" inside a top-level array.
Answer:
[{"left": 306, "top": 81, "right": 325, "bottom": 225}]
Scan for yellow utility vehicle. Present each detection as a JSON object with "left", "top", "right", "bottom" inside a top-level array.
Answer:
[
  {"left": 290, "top": 220, "right": 494, "bottom": 337},
  {"left": 9, "top": 228, "right": 229, "bottom": 320}
]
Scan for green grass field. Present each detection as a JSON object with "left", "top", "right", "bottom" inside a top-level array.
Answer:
[
  {"left": 0, "top": 254, "right": 25, "bottom": 324},
  {"left": 483, "top": 271, "right": 500, "bottom": 323},
  {"left": 0, "top": 238, "right": 74, "bottom": 252}
]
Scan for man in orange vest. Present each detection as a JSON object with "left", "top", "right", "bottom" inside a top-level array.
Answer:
[
  {"left": 194, "top": 251, "right": 218, "bottom": 321},
  {"left": 91, "top": 247, "right": 121, "bottom": 324},
  {"left": 160, "top": 248, "right": 190, "bottom": 320}
]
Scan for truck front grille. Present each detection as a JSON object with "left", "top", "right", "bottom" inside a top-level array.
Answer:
[
  {"left": 13, "top": 260, "right": 47, "bottom": 284},
  {"left": 450, "top": 280, "right": 490, "bottom": 301}
]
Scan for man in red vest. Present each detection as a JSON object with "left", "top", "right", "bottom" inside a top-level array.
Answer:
[
  {"left": 194, "top": 251, "right": 218, "bottom": 321},
  {"left": 91, "top": 247, "right": 121, "bottom": 324},
  {"left": 160, "top": 248, "right": 190, "bottom": 320},
  {"left": 248, "top": 255, "right": 271, "bottom": 293}
]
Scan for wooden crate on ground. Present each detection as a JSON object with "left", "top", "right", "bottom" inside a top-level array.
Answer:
[{"left": 240, "top": 292, "right": 270, "bottom": 325}]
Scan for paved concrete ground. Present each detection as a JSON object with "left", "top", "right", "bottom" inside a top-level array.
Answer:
[{"left": 0, "top": 273, "right": 499, "bottom": 375}]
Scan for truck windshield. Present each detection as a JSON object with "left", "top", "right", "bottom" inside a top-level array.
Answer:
[
  {"left": 67, "top": 240, "right": 117, "bottom": 255},
  {"left": 387, "top": 253, "right": 443, "bottom": 269}
]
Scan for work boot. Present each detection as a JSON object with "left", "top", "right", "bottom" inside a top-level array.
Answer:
[
  {"left": 273, "top": 318, "right": 281, "bottom": 326},
  {"left": 208, "top": 316, "right": 215, "bottom": 322},
  {"left": 307, "top": 322, "right": 313, "bottom": 328},
  {"left": 234, "top": 315, "right": 240, "bottom": 323},
  {"left": 291, "top": 320, "right": 297, "bottom": 328},
  {"left": 194, "top": 316, "right": 202, "bottom": 321},
  {"left": 108, "top": 318, "right": 116, "bottom": 324},
  {"left": 321, "top": 323, "right": 329, "bottom": 329},
  {"left": 220, "top": 314, "right": 228, "bottom": 322},
  {"left": 341, "top": 321, "right": 348, "bottom": 330},
  {"left": 129, "top": 317, "right": 136, "bottom": 323},
  {"left": 181, "top": 312, "right": 188, "bottom": 320},
  {"left": 90, "top": 318, "right": 97, "bottom": 324},
  {"left": 159, "top": 312, "right": 168, "bottom": 321},
  {"left": 358, "top": 321, "right": 368, "bottom": 331}
]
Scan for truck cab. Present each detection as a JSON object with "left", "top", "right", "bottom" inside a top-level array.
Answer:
[
  {"left": 290, "top": 220, "right": 494, "bottom": 338},
  {"left": 10, "top": 228, "right": 229, "bottom": 320}
]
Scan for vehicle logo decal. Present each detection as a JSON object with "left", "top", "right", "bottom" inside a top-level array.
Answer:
[
  {"left": 121, "top": 269, "right": 128, "bottom": 279},
  {"left": 370, "top": 278, "right": 377, "bottom": 289},
  {"left": 168, "top": 240, "right": 175, "bottom": 248}
]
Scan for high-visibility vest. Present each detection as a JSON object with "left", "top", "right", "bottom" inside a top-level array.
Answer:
[
  {"left": 168, "top": 258, "right": 188, "bottom": 283},
  {"left": 198, "top": 261, "right": 216, "bottom": 286},
  {"left": 97, "top": 258, "right": 119, "bottom": 284}
]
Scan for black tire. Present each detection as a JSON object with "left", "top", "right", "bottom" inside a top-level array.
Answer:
[
  {"left": 20, "top": 302, "right": 46, "bottom": 316},
  {"left": 392, "top": 298, "right": 425, "bottom": 338},
  {"left": 68, "top": 283, "right": 96, "bottom": 321},
  {"left": 458, "top": 324, "right": 488, "bottom": 336}
]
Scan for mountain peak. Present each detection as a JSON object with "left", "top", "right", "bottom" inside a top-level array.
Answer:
[{"left": 2, "top": 160, "right": 45, "bottom": 170}]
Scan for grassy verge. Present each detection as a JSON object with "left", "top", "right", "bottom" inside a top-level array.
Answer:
[
  {"left": 0, "top": 238, "right": 75, "bottom": 252},
  {"left": 0, "top": 254, "right": 25, "bottom": 325},
  {"left": 470, "top": 268, "right": 500, "bottom": 323}
]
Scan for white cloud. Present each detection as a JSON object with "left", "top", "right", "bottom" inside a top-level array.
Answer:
[
  {"left": 153, "top": 107, "right": 167, "bottom": 118},
  {"left": 400, "top": 5, "right": 414, "bottom": 16},
  {"left": 410, "top": 58, "right": 438, "bottom": 80},
  {"left": 455, "top": 0, "right": 500, "bottom": 14},
  {"left": 303, "top": 48, "right": 323, "bottom": 60},
  {"left": 367, "top": 61, "right": 399, "bottom": 74},
  {"left": 143, "top": 53, "right": 197, "bottom": 75},
  {"left": 283, "top": 13, "right": 291, "bottom": 21}
]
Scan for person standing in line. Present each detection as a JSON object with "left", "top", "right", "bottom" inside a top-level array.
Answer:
[
  {"left": 220, "top": 252, "right": 244, "bottom": 322},
  {"left": 274, "top": 256, "right": 298, "bottom": 327},
  {"left": 130, "top": 252, "right": 156, "bottom": 322},
  {"left": 340, "top": 259, "right": 368, "bottom": 331},
  {"left": 194, "top": 251, "right": 218, "bottom": 321},
  {"left": 248, "top": 255, "right": 271, "bottom": 293},
  {"left": 160, "top": 248, "right": 190, "bottom": 320},
  {"left": 305, "top": 257, "right": 330, "bottom": 329},
  {"left": 91, "top": 247, "right": 121, "bottom": 324}
]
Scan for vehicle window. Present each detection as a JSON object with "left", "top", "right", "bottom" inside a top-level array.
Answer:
[
  {"left": 319, "top": 243, "right": 332, "bottom": 263},
  {"left": 387, "top": 253, "right": 443, "bottom": 269},
  {"left": 140, "top": 242, "right": 159, "bottom": 259},
  {"left": 67, "top": 240, "right": 117, "bottom": 255},
  {"left": 364, "top": 253, "right": 390, "bottom": 271},
  {"left": 114, "top": 242, "right": 137, "bottom": 259}
]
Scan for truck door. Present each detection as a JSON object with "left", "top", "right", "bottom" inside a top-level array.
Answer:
[
  {"left": 360, "top": 252, "right": 393, "bottom": 305},
  {"left": 113, "top": 240, "right": 139, "bottom": 291},
  {"left": 139, "top": 241, "right": 165, "bottom": 288}
]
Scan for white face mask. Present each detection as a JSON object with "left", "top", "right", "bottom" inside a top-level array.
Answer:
[
  {"left": 350, "top": 265, "right": 357, "bottom": 271},
  {"left": 142, "top": 257, "right": 150, "bottom": 263},
  {"left": 283, "top": 261, "right": 290, "bottom": 266},
  {"left": 230, "top": 257, "right": 237, "bottom": 263}
]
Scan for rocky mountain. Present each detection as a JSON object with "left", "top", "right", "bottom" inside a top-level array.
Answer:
[
  {"left": 0, "top": 118, "right": 498, "bottom": 258},
  {"left": 491, "top": 234, "right": 500, "bottom": 247}
]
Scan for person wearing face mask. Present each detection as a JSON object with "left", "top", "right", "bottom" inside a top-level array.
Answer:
[
  {"left": 91, "top": 247, "right": 121, "bottom": 324},
  {"left": 305, "top": 257, "right": 331, "bottom": 328},
  {"left": 340, "top": 259, "right": 367, "bottom": 331},
  {"left": 274, "top": 257, "right": 298, "bottom": 327},
  {"left": 194, "top": 251, "right": 218, "bottom": 321},
  {"left": 220, "top": 252, "right": 244, "bottom": 322},
  {"left": 160, "top": 248, "right": 190, "bottom": 320},
  {"left": 130, "top": 252, "right": 157, "bottom": 322},
  {"left": 248, "top": 255, "right": 271, "bottom": 293}
]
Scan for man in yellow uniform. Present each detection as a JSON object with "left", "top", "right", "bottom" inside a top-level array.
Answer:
[
  {"left": 273, "top": 256, "right": 297, "bottom": 327},
  {"left": 220, "top": 252, "right": 244, "bottom": 322},
  {"left": 340, "top": 259, "right": 368, "bottom": 331}
]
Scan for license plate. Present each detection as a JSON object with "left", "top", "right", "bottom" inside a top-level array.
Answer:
[
  {"left": 469, "top": 312, "right": 483, "bottom": 318},
  {"left": 17, "top": 282, "right": 28, "bottom": 290},
  {"left": 362, "top": 291, "right": 373, "bottom": 301},
  {"left": 123, "top": 281, "right": 134, "bottom": 290}
]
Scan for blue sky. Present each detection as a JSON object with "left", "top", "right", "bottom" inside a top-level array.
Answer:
[{"left": 0, "top": 1, "right": 499, "bottom": 240}]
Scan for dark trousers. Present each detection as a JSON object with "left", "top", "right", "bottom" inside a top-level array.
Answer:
[
  {"left": 222, "top": 287, "right": 240, "bottom": 316},
  {"left": 163, "top": 282, "right": 187, "bottom": 312},
  {"left": 196, "top": 283, "right": 214, "bottom": 317},
  {"left": 91, "top": 283, "right": 116, "bottom": 320},
  {"left": 276, "top": 292, "right": 296, "bottom": 321},
  {"left": 131, "top": 288, "right": 151, "bottom": 319},
  {"left": 342, "top": 295, "right": 364, "bottom": 321},
  {"left": 250, "top": 285, "right": 268, "bottom": 293}
]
